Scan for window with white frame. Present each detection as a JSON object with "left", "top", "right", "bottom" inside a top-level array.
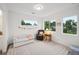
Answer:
[
  {"left": 63, "top": 16, "right": 77, "bottom": 34},
  {"left": 44, "top": 20, "right": 56, "bottom": 31},
  {"left": 21, "top": 20, "right": 38, "bottom": 26}
]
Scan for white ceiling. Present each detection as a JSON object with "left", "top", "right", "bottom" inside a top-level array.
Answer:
[{"left": 6, "top": 3, "right": 79, "bottom": 17}]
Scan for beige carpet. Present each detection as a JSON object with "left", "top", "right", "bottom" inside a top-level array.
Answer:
[{"left": 7, "top": 40, "right": 68, "bottom": 55}]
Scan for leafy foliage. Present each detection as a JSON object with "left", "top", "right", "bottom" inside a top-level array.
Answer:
[
  {"left": 21, "top": 20, "right": 32, "bottom": 25},
  {"left": 44, "top": 21, "right": 50, "bottom": 30},
  {"left": 21, "top": 20, "right": 26, "bottom": 25},
  {"left": 63, "top": 19, "right": 77, "bottom": 34},
  {"left": 44, "top": 21, "right": 56, "bottom": 31},
  {"left": 50, "top": 21, "right": 56, "bottom": 31}
]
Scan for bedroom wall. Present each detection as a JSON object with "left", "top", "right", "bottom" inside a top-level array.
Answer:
[
  {"left": 0, "top": 12, "right": 3, "bottom": 51},
  {"left": 48, "top": 5, "right": 79, "bottom": 47},
  {"left": 0, "top": 4, "right": 9, "bottom": 53},
  {"left": 8, "top": 10, "right": 43, "bottom": 44},
  {"left": 0, "top": 16, "right": 2, "bottom": 31}
]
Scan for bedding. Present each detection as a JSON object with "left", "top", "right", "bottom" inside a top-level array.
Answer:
[{"left": 13, "top": 34, "right": 34, "bottom": 47}]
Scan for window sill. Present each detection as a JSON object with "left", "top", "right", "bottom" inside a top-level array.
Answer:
[{"left": 62, "top": 33, "right": 78, "bottom": 36}]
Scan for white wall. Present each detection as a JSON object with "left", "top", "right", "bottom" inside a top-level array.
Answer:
[
  {"left": 0, "top": 4, "right": 9, "bottom": 53},
  {"left": 47, "top": 5, "right": 79, "bottom": 47},
  {"left": 8, "top": 10, "right": 43, "bottom": 44},
  {"left": 0, "top": 16, "right": 2, "bottom": 31},
  {"left": 0, "top": 12, "right": 3, "bottom": 51}
]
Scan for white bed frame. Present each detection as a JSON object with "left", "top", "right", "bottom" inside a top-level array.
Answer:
[{"left": 13, "top": 36, "right": 34, "bottom": 48}]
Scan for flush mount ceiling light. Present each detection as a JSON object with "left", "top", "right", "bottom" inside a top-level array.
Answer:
[{"left": 33, "top": 4, "right": 44, "bottom": 11}]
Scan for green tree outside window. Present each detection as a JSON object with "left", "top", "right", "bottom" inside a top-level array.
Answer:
[
  {"left": 44, "top": 20, "right": 56, "bottom": 31},
  {"left": 63, "top": 16, "right": 77, "bottom": 34}
]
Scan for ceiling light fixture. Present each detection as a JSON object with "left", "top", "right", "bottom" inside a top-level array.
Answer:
[{"left": 33, "top": 4, "right": 44, "bottom": 11}]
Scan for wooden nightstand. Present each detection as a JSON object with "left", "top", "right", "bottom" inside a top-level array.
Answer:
[
  {"left": 44, "top": 30, "right": 52, "bottom": 41},
  {"left": 44, "top": 34, "right": 51, "bottom": 41}
]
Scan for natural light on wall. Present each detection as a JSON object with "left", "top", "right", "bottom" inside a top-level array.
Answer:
[
  {"left": 0, "top": 9, "right": 3, "bottom": 35},
  {"left": 0, "top": 10, "right": 2, "bottom": 16}
]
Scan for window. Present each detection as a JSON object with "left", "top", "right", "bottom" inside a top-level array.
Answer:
[
  {"left": 63, "top": 16, "right": 77, "bottom": 34},
  {"left": 44, "top": 20, "right": 56, "bottom": 31},
  {"left": 21, "top": 20, "right": 38, "bottom": 26},
  {"left": 44, "top": 21, "right": 50, "bottom": 30}
]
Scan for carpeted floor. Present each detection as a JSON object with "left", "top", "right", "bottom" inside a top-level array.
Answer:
[{"left": 7, "top": 40, "right": 69, "bottom": 55}]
